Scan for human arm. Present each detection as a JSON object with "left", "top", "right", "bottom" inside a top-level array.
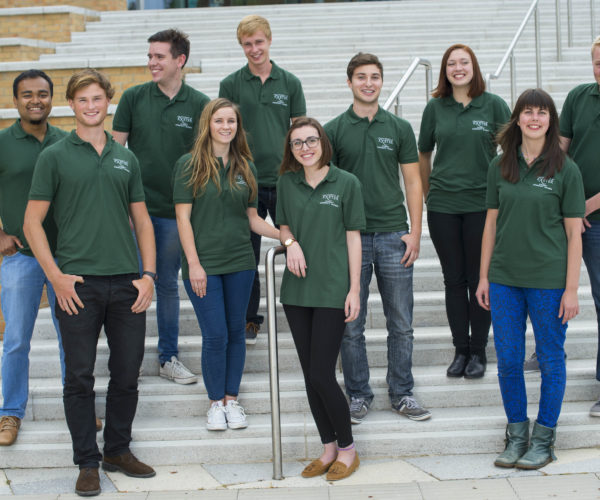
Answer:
[
  {"left": 23, "top": 200, "right": 84, "bottom": 315},
  {"left": 247, "top": 207, "right": 280, "bottom": 240},
  {"left": 0, "top": 228, "right": 22, "bottom": 256},
  {"left": 399, "top": 161, "right": 423, "bottom": 267},
  {"left": 344, "top": 230, "right": 361, "bottom": 323},
  {"left": 475, "top": 209, "right": 498, "bottom": 311},
  {"left": 112, "top": 131, "right": 129, "bottom": 146},
  {"left": 418, "top": 151, "right": 433, "bottom": 199},
  {"left": 175, "top": 202, "right": 207, "bottom": 297},
  {"left": 280, "top": 225, "right": 306, "bottom": 278},
  {"left": 559, "top": 217, "right": 582, "bottom": 324},
  {"left": 129, "top": 201, "right": 156, "bottom": 313}
]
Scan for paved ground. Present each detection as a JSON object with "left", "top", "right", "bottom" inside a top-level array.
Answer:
[{"left": 2, "top": 448, "right": 600, "bottom": 499}]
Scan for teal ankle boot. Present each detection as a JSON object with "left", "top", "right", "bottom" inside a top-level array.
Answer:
[
  {"left": 515, "top": 421, "right": 556, "bottom": 469},
  {"left": 494, "top": 419, "right": 530, "bottom": 468}
]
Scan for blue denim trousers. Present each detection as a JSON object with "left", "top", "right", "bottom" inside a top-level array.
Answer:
[
  {"left": 341, "top": 231, "right": 415, "bottom": 405},
  {"left": 582, "top": 220, "right": 600, "bottom": 380},
  {"left": 1, "top": 252, "right": 64, "bottom": 419},
  {"left": 490, "top": 283, "right": 567, "bottom": 428},
  {"left": 149, "top": 216, "right": 181, "bottom": 364},
  {"left": 184, "top": 269, "right": 254, "bottom": 401}
]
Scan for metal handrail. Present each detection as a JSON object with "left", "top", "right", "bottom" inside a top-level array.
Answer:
[
  {"left": 383, "top": 57, "right": 433, "bottom": 116},
  {"left": 266, "top": 245, "right": 286, "bottom": 480},
  {"left": 567, "top": 0, "right": 598, "bottom": 45}
]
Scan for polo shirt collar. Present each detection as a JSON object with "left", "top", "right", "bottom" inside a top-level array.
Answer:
[
  {"left": 151, "top": 80, "right": 189, "bottom": 102},
  {"left": 590, "top": 83, "right": 600, "bottom": 96},
  {"left": 292, "top": 164, "right": 339, "bottom": 185},
  {"left": 68, "top": 129, "right": 114, "bottom": 152},
  {"left": 242, "top": 60, "right": 281, "bottom": 81},
  {"left": 345, "top": 105, "right": 387, "bottom": 124},
  {"left": 11, "top": 119, "right": 54, "bottom": 141},
  {"left": 442, "top": 93, "right": 484, "bottom": 108}
]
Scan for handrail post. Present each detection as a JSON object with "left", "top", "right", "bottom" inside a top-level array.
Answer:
[
  {"left": 567, "top": 0, "right": 573, "bottom": 47},
  {"left": 266, "top": 245, "right": 285, "bottom": 480},
  {"left": 510, "top": 53, "right": 517, "bottom": 108},
  {"left": 592, "top": 0, "right": 597, "bottom": 42},
  {"left": 535, "top": 4, "right": 542, "bottom": 88},
  {"left": 555, "top": 0, "right": 562, "bottom": 61},
  {"left": 425, "top": 64, "right": 432, "bottom": 102}
]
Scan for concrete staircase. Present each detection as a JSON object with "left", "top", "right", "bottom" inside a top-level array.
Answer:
[{"left": 1, "top": 0, "right": 600, "bottom": 468}]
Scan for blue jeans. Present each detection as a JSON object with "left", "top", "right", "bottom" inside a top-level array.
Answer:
[
  {"left": 341, "top": 231, "right": 414, "bottom": 405},
  {"left": 490, "top": 283, "right": 567, "bottom": 428},
  {"left": 184, "top": 270, "right": 254, "bottom": 401},
  {"left": 1, "top": 252, "right": 64, "bottom": 419},
  {"left": 582, "top": 220, "right": 600, "bottom": 380},
  {"left": 150, "top": 216, "right": 181, "bottom": 364}
]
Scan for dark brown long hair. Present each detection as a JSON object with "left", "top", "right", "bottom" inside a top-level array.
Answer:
[
  {"left": 496, "top": 88, "right": 564, "bottom": 183},
  {"left": 279, "top": 117, "right": 333, "bottom": 175},
  {"left": 432, "top": 44, "right": 485, "bottom": 99}
]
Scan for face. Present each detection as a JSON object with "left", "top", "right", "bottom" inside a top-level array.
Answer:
[
  {"left": 240, "top": 31, "right": 272, "bottom": 67},
  {"left": 210, "top": 106, "right": 238, "bottom": 148},
  {"left": 13, "top": 77, "right": 52, "bottom": 125},
  {"left": 446, "top": 48, "right": 474, "bottom": 88},
  {"left": 593, "top": 46, "right": 600, "bottom": 85},
  {"left": 290, "top": 125, "right": 322, "bottom": 169},
  {"left": 68, "top": 83, "right": 110, "bottom": 128},
  {"left": 147, "top": 41, "right": 184, "bottom": 85},
  {"left": 347, "top": 64, "right": 383, "bottom": 105},
  {"left": 517, "top": 105, "right": 550, "bottom": 141}
]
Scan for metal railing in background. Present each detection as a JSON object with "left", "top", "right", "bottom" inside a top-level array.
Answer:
[
  {"left": 383, "top": 57, "right": 433, "bottom": 116},
  {"left": 567, "top": 0, "right": 597, "bottom": 46},
  {"left": 266, "top": 245, "right": 286, "bottom": 480}
]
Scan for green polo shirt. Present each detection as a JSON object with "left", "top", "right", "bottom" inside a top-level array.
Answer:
[
  {"left": 0, "top": 120, "right": 67, "bottom": 256},
  {"left": 559, "top": 82, "right": 600, "bottom": 220},
  {"left": 219, "top": 61, "right": 306, "bottom": 187},
  {"left": 486, "top": 153, "right": 585, "bottom": 289},
  {"left": 29, "top": 131, "right": 145, "bottom": 276},
  {"left": 172, "top": 155, "right": 258, "bottom": 278},
  {"left": 276, "top": 165, "right": 366, "bottom": 309},
  {"left": 113, "top": 81, "right": 210, "bottom": 219},
  {"left": 324, "top": 106, "right": 418, "bottom": 233},
  {"left": 419, "top": 92, "right": 511, "bottom": 213}
]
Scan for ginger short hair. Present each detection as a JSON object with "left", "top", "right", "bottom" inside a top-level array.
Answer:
[{"left": 237, "top": 15, "right": 272, "bottom": 43}]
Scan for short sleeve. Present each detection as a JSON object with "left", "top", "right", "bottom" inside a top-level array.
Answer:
[
  {"left": 172, "top": 155, "right": 194, "bottom": 204},
  {"left": 289, "top": 76, "right": 306, "bottom": 118},
  {"left": 560, "top": 161, "right": 585, "bottom": 217},
  {"left": 559, "top": 90, "right": 574, "bottom": 139},
  {"left": 112, "top": 88, "right": 133, "bottom": 133},
  {"left": 418, "top": 99, "right": 436, "bottom": 153},
  {"left": 397, "top": 120, "right": 419, "bottom": 164},
  {"left": 493, "top": 96, "right": 511, "bottom": 134},
  {"left": 29, "top": 149, "right": 58, "bottom": 202},
  {"left": 342, "top": 174, "right": 366, "bottom": 231},
  {"left": 486, "top": 156, "right": 500, "bottom": 209},
  {"left": 127, "top": 154, "right": 145, "bottom": 203},
  {"left": 248, "top": 163, "right": 259, "bottom": 209},
  {"left": 323, "top": 120, "right": 338, "bottom": 165},
  {"left": 275, "top": 175, "right": 288, "bottom": 226},
  {"left": 218, "top": 77, "right": 233, "bottom": 101}
]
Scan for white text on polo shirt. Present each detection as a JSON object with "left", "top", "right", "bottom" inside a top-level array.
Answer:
[
  {"left": 376, "top": 137, "right": 394, "bottom": 151},
  {"left": 272, "top": 94, "right": 289, "bottom": 106},
  {"left": 472, "top": 120, "right": 490, "bottom": 132},
  {"left": 533, "top": 176, "right": 555, "bottom": 190},
  {"left": 175, "top": 115, "right": 193, "bottom": 129},
  {"left": 320, "top": 193, "right": 340, "bottom": 208},
  {"left": 113, "top": 158, "right": 130, "bottom": 173}
]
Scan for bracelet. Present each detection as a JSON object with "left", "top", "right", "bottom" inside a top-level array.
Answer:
[{"left": 142, "top": 270, "right": 157, "bottom": 281}]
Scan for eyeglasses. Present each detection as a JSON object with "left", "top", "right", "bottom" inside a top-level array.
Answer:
[{"left": 290, "top": 136, "right": 320, "bottom": 151}]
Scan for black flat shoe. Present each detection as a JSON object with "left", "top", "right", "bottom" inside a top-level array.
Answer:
[
  {"left": 447, "top": 353, "right": 468, "bottom": 377},
  {"left": 464, "top": 354, "right": 486, "bottom": 379}
]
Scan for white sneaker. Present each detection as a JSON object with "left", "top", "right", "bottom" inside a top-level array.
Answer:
[
  {"left": 206, "top": 401, "right": 227, "bottom": 431},
  {"left": 159, "top": 356, "right": 198, "bottom": 385},
  {"left": 225, "top": 400, "right": 248, "bottom": 429}
]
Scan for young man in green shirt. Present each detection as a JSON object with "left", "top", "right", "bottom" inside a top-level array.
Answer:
[
  {"left": 113, "top": 29, "right": 209, "bottom": 384},
  {"left": 25, "top": 69, "right": 157, "bottom": 497},
  {"left": 0, "top": 70, "right": 67, "bottom": 447},
  {"left": 324, "top": 53, "right": 430, "bottom": 423},
  {"left": 219, "top": 15, "right": 306, "bottom": 343}
]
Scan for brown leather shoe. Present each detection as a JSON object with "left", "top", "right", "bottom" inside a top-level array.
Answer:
[
  {"left": 102, "top": 452, "right": 156, "bottom": 478},
  {"left": 0, "top": 416, "right": 21, "bottom": 446},
  {"left": 95, "top": 418, "right": 102, "bottom": 432},
  {"left": 326, "top": 453, "right": 360, "bottom": 481},
  {"left": 75, "top": 467, "right": 100, "bottom": 497},
  {"left": 301, "top": 457, "right": 335, "bottom": 478}
]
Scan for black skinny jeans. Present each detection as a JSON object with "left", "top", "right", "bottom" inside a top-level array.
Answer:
[
  {"left": 427, "top": 210, "right": 491, "bottom": 356},
  {"left": 56, "top": 274, "right": 146, "bottom": 468},
  {"left": 283, "top": 305, "right": 353, "bottom": 448}
]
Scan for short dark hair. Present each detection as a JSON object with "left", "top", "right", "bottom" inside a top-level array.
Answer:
[
  {"left": 346, "top": 52, "right": 383, "bottom": 81},
  {"left": 432, "top": 44, "right": 485, "bottom": 99},
  {"left": 280, "top": 117, "right": 333, "bottom": 175},
  {"left": 13, "top": 69, "right": 53, "bottom": 98},
  {"left": 147, "top": 29, "right": 190, "bottom": 68},
  {"left": 65, "top": 69, "right": 115, "bottom": 101}
]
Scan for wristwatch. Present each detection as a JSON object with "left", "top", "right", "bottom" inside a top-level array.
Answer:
[
  {"left": 142, "top": 270, "right": 157, "bottom": 281},
  {"left": 283, "top": 238, "right": 296, "bottom": 247}
]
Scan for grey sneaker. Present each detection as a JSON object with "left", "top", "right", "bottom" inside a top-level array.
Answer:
[
  {"left": 349, "top": 397, "right": 369, "bottom": 424},
  {"left": 523, "top": 352, "right": 540, "bottom": 373},
  {"left": 160, "top": 356, "right": 198, "bottom": 385},
  {"left": 245, "top": 322, "right": 259, "bottom": 345},
  {"left": 590, "top": 399, "right": 600, "bottom": 417},
  {"left": 393, "top": 396, "right": 431, "bottom": 421}
]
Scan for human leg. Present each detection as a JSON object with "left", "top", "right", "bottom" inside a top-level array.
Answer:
[{"left": 581, "top": 221, "right": 600, "bottom": 382}]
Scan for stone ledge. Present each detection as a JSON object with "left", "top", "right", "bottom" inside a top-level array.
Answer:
[
  {"left": 0, "top": 0, "right": 125, "bottom": 10},
  {"left": 0, "top": 6, "right": 98, "bottom": 16},
  {"left": 0, "top": 38, "right": 56, "bottom": 49}
]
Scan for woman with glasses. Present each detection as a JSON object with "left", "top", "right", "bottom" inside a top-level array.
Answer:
[
  {"left": 277, "top": 117, "right": 365, "bottom": 481},
  {"left": 418, "top": 44, "right": 511, "bottom": 379},
  {"left": 476, "top": 89, "right": 584, "bottom": 469},
  {"left": 173, "top": 98, "right": 279, "bottom": 431}
]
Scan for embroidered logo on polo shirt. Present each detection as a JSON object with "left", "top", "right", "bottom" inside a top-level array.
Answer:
[
  {"left": 235, "top": 174, "right": 247, "bottom": 186},
  {"left": 472, "top": 120, "right": 490, "bottom": 132},
  {"left": 113, "top": 158, "right": 130, "bottom": 173},
  {"left": 376, "top": 137, "right": 394, "bottom": 151},
  {"left": 533, "top": 176, "right": 554, "bottom": 191},
  {"left": 175, "top": 115, "right": 193, "bottom": 129},
  {"left": 320, "top": 193, "right": 340, "bottom": 208},
  {"left": 272, "top": 93, "right": 289, "bottom": 106}
]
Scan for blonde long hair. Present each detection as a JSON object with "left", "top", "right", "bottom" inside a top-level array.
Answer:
[{"left": 186, "top": 98, "right": 256, "bottom": 200}]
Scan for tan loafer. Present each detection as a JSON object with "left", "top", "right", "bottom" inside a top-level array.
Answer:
[
  {"left": 95, "top": 418, "right": 102, "bottom": 432},
  {"left": 301, "top": 457, "right": 335, "bottom": 478},
  {"left": 326, "top": 453, "right": 360, "bottom": 481},
  {"left": 0, "top": 416, "right": 21, "bottom": 446}
]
